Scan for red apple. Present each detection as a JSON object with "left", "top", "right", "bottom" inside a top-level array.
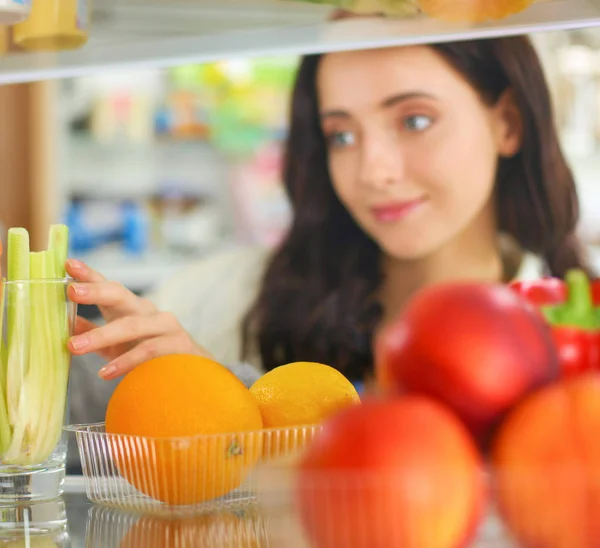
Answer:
[
  {"left": 375, "top": 282, "right": 558, "bottom": 443},
  {"left": 296, "top": 397, "right": 485, "bottom": 548}
]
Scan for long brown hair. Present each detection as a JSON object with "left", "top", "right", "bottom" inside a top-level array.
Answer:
[{"left": 243, "top": 36, "right": 589, "bottom": 381}]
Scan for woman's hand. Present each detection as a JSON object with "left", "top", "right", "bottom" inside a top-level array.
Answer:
[{"left": 65, "top": 259, "right": 213, "bottom": 380}]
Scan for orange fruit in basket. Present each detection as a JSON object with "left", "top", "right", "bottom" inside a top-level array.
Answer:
[
  {"left": 492, "top": 373, "right": 600, "bottom": 548},
  {"left": 250, "top": 362, "right": 360, "bottom": 459},
  {"left": 105, "top": 354, "right": 264, "bottom": 506},
  {"left": 250, "top": 362, "right": 360, "bottom": 427},
  {"left": 119, "top": 507, "right": 267, "bottom": 548},
  {"left": 296, "top": 397, "right": 485, "bottom": 548},
  {"left": 420, "top": 0, "right": 535, "bottom": 22}
]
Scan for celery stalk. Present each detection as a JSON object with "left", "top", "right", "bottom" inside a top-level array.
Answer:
[
  {"left": 4, "top": 229, "right": 30, "bottom": 462},
  {"left": 7, "top": 228, "right": 31, "bottom": 281},
  {"left": 0, "top": 360, "right": 10, "bottom": 456},
  {"left": 37, "top": 226, "right": 71, "bottom": 462},
  {"left": 37, "top": 225, "right": 70, "bottom": 462},
  {"left": 0, "top": 383, "right": 10, "bottom": 455},
  {"left": 2, "top": 225, "right": 71, "bottom": 466},
  {"left": 26, "top": 252, "right": 59, "bottom": 464},
  {"left": 48, "top": 225, "right": 68, "bottom": 278},
  {"left": 0, "top": 277, "right": 10, "bottom": 455},
  {"left": 4, "top": 268, "right": 40, "bottom": 463}
]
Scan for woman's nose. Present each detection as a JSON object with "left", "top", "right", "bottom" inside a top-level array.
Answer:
[{"left": 358, "top": 133, "right": 405, "bottom": 190}]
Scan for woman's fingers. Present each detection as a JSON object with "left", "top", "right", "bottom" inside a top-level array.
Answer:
[
  {"left": 67, "top": 258, "right": 155, "bottom": 318},
  {"left": 64, "top": 260, "right": 210, "bottom": 381},
  {"left": 73, "top": 315, "right": 98, "bottom": 337},
  {"left": 98, "top": 332, "right": 213, "bottom": 380},
  {"left": 71, "top": 316, "right": 121, "bottom": 362},
  {"left": 68, "top": 280, "right": 156, "bottom": 318},
  {"left": 66, "top": 259, "right": 106, "bottom": 283},
  {"left": 68, "top": 311, "right": 180, "bottom": 356}
]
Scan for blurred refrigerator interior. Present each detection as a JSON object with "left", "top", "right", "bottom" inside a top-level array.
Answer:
[
  {"left": 535, "top": 29, "right": 600, "bottom": 265},
  {"left": 56, "top": 57, "right": 298, "bottom": 302},
  {"left": 38, "top": 28, "right": 600, "bottom": 310}
]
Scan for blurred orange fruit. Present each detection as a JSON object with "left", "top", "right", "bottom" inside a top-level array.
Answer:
[
  {"left": 120, "top": 509, "right": 267, "bottom": 548},
  {"left": 250, "top": 362, "right": 360, "bottom": 459},
  {"left": 420, "top": 0, "right": 536, "bottom": 22},
  {"left": 105, "top": 354, "right": 264, "bottom": 505},
  {"left": 492, "top": 374, "right": 600, "bottom": 548},
  {"left": 119, "top": 508, "right": 267, "bottom": 548}
]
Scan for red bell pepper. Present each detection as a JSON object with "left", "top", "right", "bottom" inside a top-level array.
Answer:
[
  {"left": 509, "top": 278, "right": 566, "bottom": 306},
  {"left": 510, "top": 271, "right": 600, "bottom": 377}
]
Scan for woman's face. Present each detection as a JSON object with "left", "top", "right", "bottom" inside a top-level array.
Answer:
[{"left": 317, "top": 46, "right": 521, "bottom": 261}]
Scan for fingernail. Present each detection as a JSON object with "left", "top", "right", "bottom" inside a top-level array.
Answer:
[
  {"left": 71, "top": 284, "right": 89, "bottom": 296},
  {"left": 99, "top": 364, "right": 117, "bottom": 379},
  {"left": 70, "top": 335, "right": 89, "bottom": 350},
  {"left": 67, "top": 259, "right": 84, "bottom": 270}
]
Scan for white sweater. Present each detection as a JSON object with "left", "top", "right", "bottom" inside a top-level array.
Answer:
[{"left": 150, "top": 243, "right": 547, "bottom": 372}]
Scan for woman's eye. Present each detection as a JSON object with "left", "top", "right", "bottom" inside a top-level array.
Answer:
[
  {"left": 327, "top": 131, "right": 356, "bottom": 148},
  {"left": 403, "top": 114, "right": 433, "bottom": 132}
]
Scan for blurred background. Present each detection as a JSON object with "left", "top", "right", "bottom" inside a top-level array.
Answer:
[{"left": 3, "top": 28, "right": 600, "bottom": 310}]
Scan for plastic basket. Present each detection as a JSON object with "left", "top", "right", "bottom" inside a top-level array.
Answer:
[
  {"left": 65, "top": 422, "right": 320, "bottom": 516},
  {"left": 85, "top": 504, "right": 268, "bottom": 548}
]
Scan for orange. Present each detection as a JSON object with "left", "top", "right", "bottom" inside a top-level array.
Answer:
[
  {"left": 119, "top": 507, "right": 267, "bottom": 548},
  {"left": 105, "top": 355, "right": 264, "bottom": 506},
  {"left": 420, "top": 0, "right": 535, "bottom": 22},
  {"left": 250, "top": 362, "right": 360, "bottom": 459},
  {"left": 492, "top": 374, "right": 600, "bottom": 548}
]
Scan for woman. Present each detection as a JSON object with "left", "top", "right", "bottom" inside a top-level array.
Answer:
[{"left": 67, "top": 36, "right": 588, "bottom": 394}]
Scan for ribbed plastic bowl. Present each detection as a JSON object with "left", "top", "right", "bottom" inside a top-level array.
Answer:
[{"left": 65, "top": 422, "right": 320, "bottom": 516}]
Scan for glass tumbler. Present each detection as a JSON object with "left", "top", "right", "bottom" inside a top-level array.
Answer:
[{"left": 0, "top": 279, "right": 76, "bottom": 502}]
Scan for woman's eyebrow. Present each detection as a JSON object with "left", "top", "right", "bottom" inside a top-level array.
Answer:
[
  {"left": 381, "top": 91, "right": 438, "bottom": 108},
  {"left": 320, "top": 91, "right": 438, "bottom": 120},
  {"left": 320, "top": 109, "right": 350, "bottom": 121}
]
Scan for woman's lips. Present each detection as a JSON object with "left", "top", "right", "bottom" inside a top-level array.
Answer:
[{"left": 371, "top": 198, "right": 426, "bottom": 223}]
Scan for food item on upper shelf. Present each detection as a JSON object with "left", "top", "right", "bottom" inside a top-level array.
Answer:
[
  {"left": 511, "top": 270, "right": 600, "bottom": 377},
  {"left": 336, "top": 0, "right": 421, "bottom": 15},
  {"left": 289, "top": 0, "right": 536, "bottom": 20},
  {"left": 105, "top": 354, "right": 264, "bottom": 505},
  {"left": 250, "top": 362, "right": 360, "bottom": 458},
  {"left": 419, "top": 0, "right": 535, "bottom": 22},
  {"left": 283, "top": 0, "right": 421, "bottom": 17},
  {"left": 492, "top": 373, "right": 600, "bottom": 548},
  {"left": 0, "top": 225, "right": 71, "bottom": 467},
  {"left": 13, "top": 0, "right": 89, "bottom": 52},
  {"left": 296, "top": 397, "right": 485, "bottom": 548},
  {"left": 375, "top": 282, "right": 558, "bottom": 445}
]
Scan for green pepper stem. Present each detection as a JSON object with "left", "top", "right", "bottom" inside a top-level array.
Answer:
[
  {"left": 565, "top": 269, "right": 593, "bottom": 316},
  {"left": 547, "top": 269, "right": 597, "bottom": 330}
]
